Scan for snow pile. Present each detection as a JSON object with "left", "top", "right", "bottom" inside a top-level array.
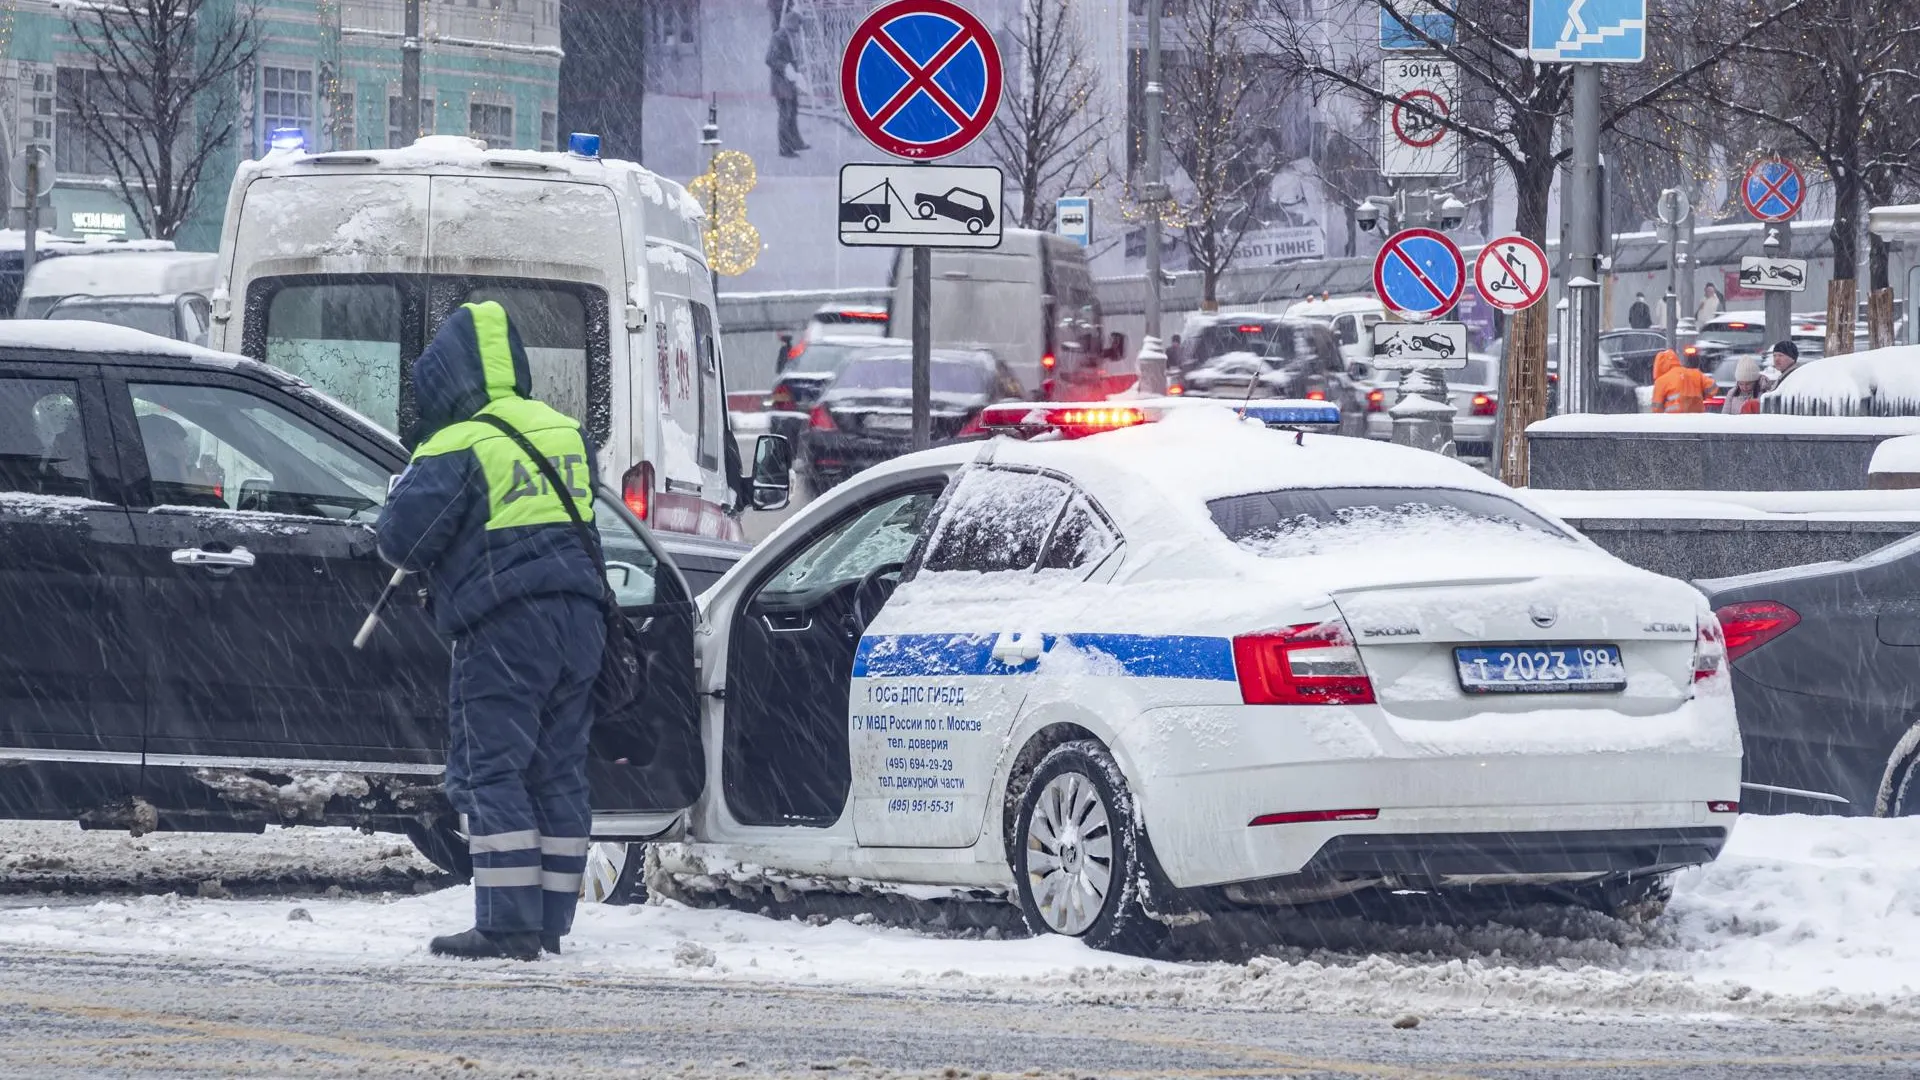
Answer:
[
  {"left": 1768, "top": 345, "right": 1920, "bottom": 416},
  {"left": 1530, "top": 412, "right": 1920, "bottom": 435},
  {"left": 3, "top": 816, "right": 1918, "bottom": 1018},
  {"left": 1872, "top": 434, "right": 1920, "bottom": 475}
]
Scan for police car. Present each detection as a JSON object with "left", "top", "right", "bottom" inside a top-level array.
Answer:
[{"left": 596, "top": 405, "right": 1743, "bottom": 951}]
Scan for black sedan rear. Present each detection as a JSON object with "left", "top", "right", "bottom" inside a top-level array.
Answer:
[
  {"left": 766, "top": 336, "right": 907, "bottom": 447},
  {"left": 800, "top": 349, "right": 1023, "bottom": 489},
  {"left": 1697, "top": 533, "right": 1920, "bottom": 816}
]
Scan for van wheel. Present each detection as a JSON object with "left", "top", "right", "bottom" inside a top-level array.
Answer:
[
  {"left": 1565, "top": 874, "right": 1673, "bottom": 922},
  {"left": 583, "top": 842, "right": 648, "bottom": 905},
  {"left": 1011, "top": 740, "right": 1164, "bottom": 955},
  {"left": 404, "top": 817, "right": 471, "bottom": 882}
]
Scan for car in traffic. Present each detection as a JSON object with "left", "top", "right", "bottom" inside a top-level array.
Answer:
[
  {"left": 1285, "top": 295, "right": 1386, "bottom": 372},
  {"left": 0, "top": 320, "right": 756, "bottom": 874},
  {"left": 1698, "top": 534, "right": 1920, "bottom": 817},
  {"left": 13, "top": 246, "right": 216, "bottom": 321},
  {"left": 44, "top": 293, "right": 212, "bottom": 346},
  {"left": 1174, "top": 314, "right": 1369, "bottom": 437},
  {"left": 765, "top": 336, "right": 908, "bottom": 447},
  {"left": 798, "top": 347, "right": 1024, "bottom": 490}
]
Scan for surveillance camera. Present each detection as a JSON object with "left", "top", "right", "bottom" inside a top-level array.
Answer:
[
  {"left": 1355, "top": 202, "right": 1381, "bottom": 231},
  {"left": 1438, "top": 196, "right": 1467, "bottom": 231}
]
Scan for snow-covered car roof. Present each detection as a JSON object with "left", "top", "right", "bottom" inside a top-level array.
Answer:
[
  {"left": 1285, "top": 295, "right": 1384, "bottom": 319},
  {"left": 20, "top": 250, "right": 216, "bottom": 303},
  {"left": 0, "top": 319, "right": 237, "bottom": 362}
]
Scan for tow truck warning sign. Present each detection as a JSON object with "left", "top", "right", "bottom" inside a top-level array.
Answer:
[{"left": 838, "top": 162, "right": 1004, "bottom": 248}]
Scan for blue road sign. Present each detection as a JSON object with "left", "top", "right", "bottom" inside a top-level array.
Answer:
[
  {"left": 1372, "top": 228, "right": 1465, "bottom": 319},
  {"left": 841, "top": 0, "right": 1002, "bottom": 160},
  {"left": 1742, "top": 159, "right": 1805, "bottom": 223},
  {"left": 1528, "top": 0, "right": 1645, "bottom": 63},
  {"left": 1055, "top": 196, "right": 1091, "bottom": 245},
  {"left": 1380, "top": 3, "right": 1456, "bottom": 51}
]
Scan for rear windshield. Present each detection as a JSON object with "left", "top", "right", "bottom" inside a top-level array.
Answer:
[
  {"left": 48, "top": 301, "right": 175, "bottom": 339},
  {"left": 837, "top": 356, "right": 993, "bottom": 394},
  {"left": 1193, "top": 322, "right": 1314, "bottom": 364},
  {"left": 1209, "top": 486, "right": 1572, "bottom": 557},
  {"left": 1700, "top": 321, "right": 1768, "bottom": 352}
]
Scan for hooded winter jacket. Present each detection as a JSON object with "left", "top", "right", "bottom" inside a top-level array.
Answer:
[
  {"left": 375, "top": 301, "right": 604, "bottom": 636},
  {"left": 1650, "top": 349, "right": 1715, "bottom": 414}
]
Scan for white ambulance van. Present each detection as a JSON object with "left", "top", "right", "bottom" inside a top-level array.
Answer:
[{"left": 208, "top": 134, "right": 748, "bottom": 559}]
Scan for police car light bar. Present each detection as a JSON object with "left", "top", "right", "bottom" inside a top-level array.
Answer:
[{"left": 977, "top": 399, "right": 1341, "bottom": 440}]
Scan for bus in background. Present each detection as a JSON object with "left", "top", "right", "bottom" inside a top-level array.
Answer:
[{"left": 209, "top": 133, "right": 749, "bottom": 565}]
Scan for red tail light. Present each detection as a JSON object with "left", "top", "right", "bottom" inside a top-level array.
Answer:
[
  {"left": 769, "top": 384, "right": 796, "bottom": 410},
  {"left": 1233, "top": 621, "right": 1375, "bottom": 705},
  {"left": 788, "top": 340, "right": 806, "bottom": 362},
  {"left": 1305, "top": 389, "right": 1328, "bottom": 401},
  {"left": 1237, "top": 324, "right": 1267, "bottom": 333},
  {"left": 621, "top": 461, "right": 654, "bottom": 520},
  {"left": 1366, "top": 389, "right": 1385, "bottom": 412},
  {"left": 1470, "top": 392, "right": 1498, "bottom": 417},
  {"left": 1714, "top": 601, "right": 1800, "bottom": 662},
  {"left": 1249, "top": 808, "right": 1380, "bottom": 827},
  {"left": 1041, "top": 352, "right": 1056, "bottom": 369},
  {"left": 1167, "top": 382, "right": 1185, "bottom": 395},
  {"left": 956, "top": 410, "right": 988, "bottom": 438},
  {"left": 809, "top": 405, "right": 837, "bottom": 431},
  {"left": 1704, "top": 396, "right": 1726, "bottom": 411},
  {"left": 1708, "top": 801, "right": 1739, "bottom": 814}
]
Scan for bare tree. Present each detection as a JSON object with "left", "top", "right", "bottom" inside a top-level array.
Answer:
[
  {"left": 1162, "top": 0, "right": 1289, "bottom": 305},
  {"left": 985, "top": 0, "right": 1110, "bottom": 229},
  {"left": 65, "top": 0, "right": 259, "bottom": 240},
  {"left": 1693, "top": 0, "right": 1920, "bottom": 350}
]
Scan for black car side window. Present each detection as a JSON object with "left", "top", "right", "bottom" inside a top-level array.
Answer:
[
  {"left": 127, "top": 382, "right": 390, "bottom": 521},
  {"left": 0, "top": 377, "right": 90, "bottom": 499}
]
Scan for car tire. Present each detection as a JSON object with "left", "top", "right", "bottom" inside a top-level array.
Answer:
[
  {"left": 583, "top": 841, "right": 649, "bottom": 905},
  {"left": 1011, "top": 740, "right": 1165, "bottom": 955},
  {"left": 1565, "top": 874, "right": 1673, "bottom": 922},
  {"left": 1878, "top": 729, "right": 1920, "bottom": 816},
  {"left": 404, "top": 817, "right": 472, "bottom": 882}
]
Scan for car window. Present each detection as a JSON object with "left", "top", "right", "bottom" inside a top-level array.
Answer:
[
  {"left": 1334, "top": 316, "right": 1358, "bottom": 346},
  {"left": 1209, "top": 486, "right": 1574, "bottom": 557},
  {"left": 49, "top": 301, "right": 179, "bottom": 339},
  {"left": 0, "top": 377, "right": 90, "bottom": 498},
  {"left": 922, "top": 466, "right": 1073, "bottom": 574},
  {"left": 765, "top": 489, "right": 939, "bottom": 596},
  {"left": 593, "top": 494, "right": 666, "bottom": 609},
  {"left": 1037, "top": 495, "right": 1119, "bottom": 572},
  {"left": 128, "top": 381, "right": 389, "bottom": 522},
  {"left": 1457, "top": 358, "right": 1493, "bottom": 386}
]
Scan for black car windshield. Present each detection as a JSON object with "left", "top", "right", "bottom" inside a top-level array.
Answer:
[
  {"left": 785, "top": 341, "right": 879, "bottom": 379},
  {"left": 1193, "top": 322, "right": 1310, "bottom": 364},
  {"left": 48, "top": 301, "right": 175, "bottom": 339},
  {"left": 1209, "top": 486, "right": 1573, "bottom": 557},
  {"left": 836, "top": 356, "right": 994, "bottom": 395}
]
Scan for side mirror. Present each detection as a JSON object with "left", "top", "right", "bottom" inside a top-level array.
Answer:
[
  {"left": 1348, "top": 361, "right": 1370, "bottom": 380},
  {"left": 751, "top": 433, "right": 792, "bottom": 512}
]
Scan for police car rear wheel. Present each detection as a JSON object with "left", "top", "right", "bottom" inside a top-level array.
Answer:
[{"left": 1013, "top": 741, "right": 1162, "bottom": 954}]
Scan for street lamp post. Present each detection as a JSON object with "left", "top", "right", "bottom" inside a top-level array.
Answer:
[
  {"left": 401, "top": 0, "right": 421, "bottom": 145},
  {"left": 701, "top": 96, "right": 721, "bottom": 297},
  {"left": 1141, "top": 0, "right": 1168, "bottom": 394}
]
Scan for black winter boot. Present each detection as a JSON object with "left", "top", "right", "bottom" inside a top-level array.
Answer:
[
  {"left": 541, "top": 933, "right": 562, "bottom": 956},
  {"left": 429, "top": 927, "right": 541, "bottom": 960}
]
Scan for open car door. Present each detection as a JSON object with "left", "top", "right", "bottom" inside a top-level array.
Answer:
[{"left": 587, "top": 490, "right": 705, "bottom": 837}]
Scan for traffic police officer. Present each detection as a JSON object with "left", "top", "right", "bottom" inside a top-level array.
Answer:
[{"left": 377, "top": 300, "right": 605, "bottom": 960}]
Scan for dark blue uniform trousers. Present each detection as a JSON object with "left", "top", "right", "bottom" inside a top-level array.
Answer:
[{"left": 445, "top": 594, "right": 604, "bottom": 935}]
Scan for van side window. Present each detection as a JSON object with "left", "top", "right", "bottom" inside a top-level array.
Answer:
[
  {"left": 691, "top": 302, "right": 723, "bottom": 473},
  {"left": 257, "top": 279, "right": 410, "bottom": 433}
]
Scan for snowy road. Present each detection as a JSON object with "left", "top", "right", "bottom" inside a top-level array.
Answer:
[{"left": 2, "top": 816, "right": 1919, "bottom": 1077}]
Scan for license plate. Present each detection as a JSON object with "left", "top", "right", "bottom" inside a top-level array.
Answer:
[
  {"left": 1454, "top": 645, "right": 1626, "bottom": 694},
  {"left": 865, "top": 413, "right": 912, "bottom": 432}
]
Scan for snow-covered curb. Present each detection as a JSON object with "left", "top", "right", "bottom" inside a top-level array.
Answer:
[{"left": 2, "top": 815, "right": 1916, "bottom": 1020}]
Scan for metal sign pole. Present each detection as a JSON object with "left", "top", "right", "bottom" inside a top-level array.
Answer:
[
  {"left": 1764, "top": 219, "right": 1793, "bottom": 348},
  {"left": 401, "top": 0, "right": 421, "bottom": 143},
  {"left": 22, "top": 152, "right": 37, "bottom": 276},
  {"left": 1565, "top": 64, "right": 1602, "bottom": 413},
  {"left": 911, "top": 246, "right": 931, "bottom": 451}
]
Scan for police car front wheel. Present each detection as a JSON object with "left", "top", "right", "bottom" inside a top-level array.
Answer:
[{"left": 1012, "top": 740, "right": 1163, "bottom": 954}]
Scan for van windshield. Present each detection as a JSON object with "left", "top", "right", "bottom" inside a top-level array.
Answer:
[{"left": 247, "top": 274, "right": 607, "bottom": 442}]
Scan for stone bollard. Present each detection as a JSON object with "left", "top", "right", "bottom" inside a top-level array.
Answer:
[{"left": 1389, "top": 366, "right": 1456, "bottom": 456}]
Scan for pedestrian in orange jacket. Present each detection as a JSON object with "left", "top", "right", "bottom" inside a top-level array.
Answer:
[{"left": 1651, "top": 349, "right": 1715, "bottom": 414}]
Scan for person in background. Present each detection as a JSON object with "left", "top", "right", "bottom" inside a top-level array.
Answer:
[
  {"left": 1628, "top": 293, "right": 1653, "bottom": 330},
  {"left": 1651, "top": 348, "right": 1715, "bottom": 413},
  {"left": 1696, "top": 283, "right": 1723, "bottom": 327},
  {"left": 774, "top": 332, "right": 795, "bottom": 374},
  {"left": 1166, "top": 333, "right": 1183, "bottom": 370},
  {"left": 1763, "top": 339, "right": 1800, "bottom": 391},
  {"left": 1722, "top": 355, "right": 1764, "bottom": 415},
  {"left": 766, "top": 10, "right": 809, "bottom": 157},
  {"left": 1106, "top": 331, "right": 1127, "bottom": 363}
]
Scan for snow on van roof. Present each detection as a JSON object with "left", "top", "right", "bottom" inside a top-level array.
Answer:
[
  {"left": 237, "top": 137, "right": 706, "bottom": 225},
  {"left": 0, "top": 318, "right": 241, "bottom": 363},
  {"left": 1286, "top": 295, "right": 1384, "bottom": 318},
  {"left": 22, "top": 250, "right": 217, "bottom": 300}
]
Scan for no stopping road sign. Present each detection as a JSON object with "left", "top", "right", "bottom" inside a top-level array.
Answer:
[
  {"left": 1373, "top": 228, "right": 1465, "bottom": 320},
  {"left": 841, "top": 0, "right": 1002, "bottom": 160}
]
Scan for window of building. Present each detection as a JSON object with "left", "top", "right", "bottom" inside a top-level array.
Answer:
[
  {"left": 260, "top": 66, "right": 314, "bottom": 151},
  {"left": 325, "top": 92, "right": 355, "bottom": 151},
  {"left": 540, "top": 111, "right": 557, "bottom": 152},
  {"left": 55, "top": 68, "right": 119, "bottom": 176},
  {"left": 27, "top": 69, "right": 54, "bottom": 145},
  {"left": 469, "top": 102, "right": 513, "bottom": 149},
  {"left": 387, "top": 95, "right": 433, "bottom": 147}
]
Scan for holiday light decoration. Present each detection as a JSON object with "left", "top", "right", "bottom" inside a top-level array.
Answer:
[{"left": 687, "top": 149, "right": 761, "bottom": 277}]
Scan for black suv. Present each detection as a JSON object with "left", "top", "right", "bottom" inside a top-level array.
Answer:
[{"left": 0, "top": 323, "right": 738, "bottom": 875}]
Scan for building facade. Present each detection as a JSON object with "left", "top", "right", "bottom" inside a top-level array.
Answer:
[{"left": 0, "top": 0, "right": 561, "bottom": 250}]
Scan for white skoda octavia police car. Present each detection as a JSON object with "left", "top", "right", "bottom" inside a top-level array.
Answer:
[{"left": 591, "top": 405, "right": 1742, "bottom": 952}]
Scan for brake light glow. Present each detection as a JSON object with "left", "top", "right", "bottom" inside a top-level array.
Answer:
[
  {"left": 621, "top": 461, "right": 654, "bottom": 520},
  {"left": 1042, "top": 352, "right": 1056, "bottom": 369},
  {"left": 1168, "top": 383, "right": 1185, "bottom": 395},
  {"left": 1704, "top": 396, "right": 1726, "bottom": 411},
  {"left": 1237, "top": 324, "right": 1267, "bottom": 333},
  {"left": 1714, "top": 601, "right": 1800, "bottom": 662},
  {"left": 1233, "top": 621, "right": 1375, "bottom": 705},
  {"left": 836, "top": 309, "right": 888, "bottom": 322},
  {"left": 1249, "top": 808, "right": 1380, "bottom": 827},
  {"left": 769, "top": 384, "right": 796, "bottom": 410},
  {"left": 1708, "top": 801, "right": 1739, "bottom": 814},
  {"left": 1726, "top": 322, "right": 1748, "bottom": 330},
  {"left": 1470, "top": 392, "right": 1497, "bottom": 416},
  {"left": 1683, "top": 344, "right": 1698, "bottom": 357},
  {"left": 787, "top": 340, "right": 806, "bottom": 362},
  {"left": 1366, "top": 389, "right": 1385, "bottom": 412},
  {"left": 1305, "top": 389, "right": 1328, "bottom": 401},
  {"left": 1693, "top": 617, "right": 1725, "bottom": 683},
  {"left": 809, "top": 405, "right": 837, "bottom": 431},
  {"left": 955, "top": 410, "right": 988, "bottom": 438}
]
